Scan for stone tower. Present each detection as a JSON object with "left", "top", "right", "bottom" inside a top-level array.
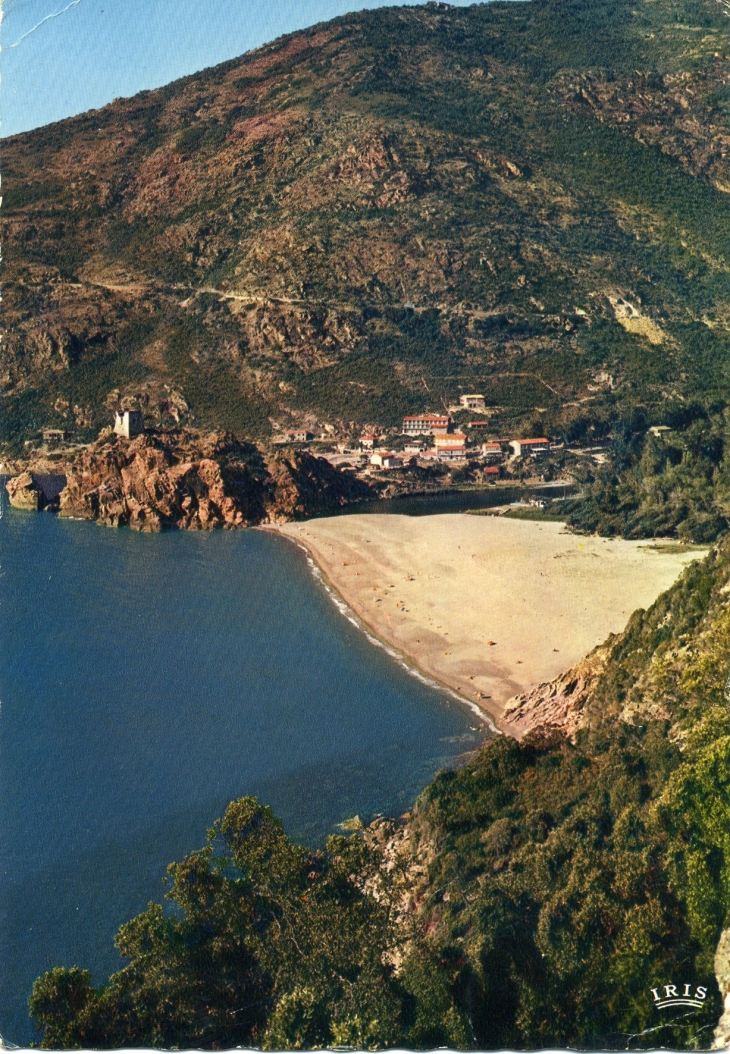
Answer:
[{"left": 114, "top": 409, "right": 144, "bottom": 439}]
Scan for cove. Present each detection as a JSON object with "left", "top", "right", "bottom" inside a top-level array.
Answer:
[{"left": 0, "top": 508, "right": 480, "bottom": 1046}]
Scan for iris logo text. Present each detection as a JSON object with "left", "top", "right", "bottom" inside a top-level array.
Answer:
[{"left": 651, "top": 984, "right": 707, "bottom": 1010}]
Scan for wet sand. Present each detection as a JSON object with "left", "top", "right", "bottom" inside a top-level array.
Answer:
[{"left": 278, "top": 514, "right": 705, "bottom": 729}]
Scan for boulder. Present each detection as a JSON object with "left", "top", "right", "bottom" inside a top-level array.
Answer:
[{"left": 6, "top": 472, "right": 45, "bottom": 511}]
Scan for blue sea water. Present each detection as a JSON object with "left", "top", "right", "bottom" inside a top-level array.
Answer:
[{"left": 0, "top": 505, "right": 481, "bottom": 1046}]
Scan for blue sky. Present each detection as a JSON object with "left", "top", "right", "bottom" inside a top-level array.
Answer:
[{"left": 1, "top": 0, "right": 480, "bottom": 138}]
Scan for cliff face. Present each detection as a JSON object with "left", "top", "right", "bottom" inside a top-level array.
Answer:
[
  {"left": 261, "top": 447, "right": 375, "bottom": 523},
  {"left": 6, "top": 429, "right": 374, "bottom": 530},
  {"left": 4, "top": 0, "right": 730, "bottom": 450},
  {"left": 500, "top": 642, "right": 612, "bottom": 740},
  {"left": 57, "top": 430, "right": 256, "bottom": 530}
]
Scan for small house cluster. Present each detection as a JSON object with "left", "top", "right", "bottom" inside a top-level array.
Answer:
[{"left": 269, "top": 393, "right": 554, "bottom": 485}]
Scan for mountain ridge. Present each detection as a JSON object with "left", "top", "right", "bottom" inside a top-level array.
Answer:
[{"left": 5, "top": 0, "right": 730, "bottom": 452}]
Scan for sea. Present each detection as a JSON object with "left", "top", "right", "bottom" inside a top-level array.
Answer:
[
  {"left": 0, "top": 483, "right": 572, "bottom": 1044},
  {"left": 0, "top": 497, "right": 497, "bottom": 1046}
]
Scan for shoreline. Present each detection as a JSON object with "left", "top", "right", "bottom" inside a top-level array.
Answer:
[
  {"left": 270, "top": 526, "right": 499, "bottom": 733},
  {"left": 271, "top": 514, "right": 706, "bottom": 734}
]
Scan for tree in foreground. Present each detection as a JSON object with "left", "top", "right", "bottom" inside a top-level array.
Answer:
[{"left": 29, "top": 797, "right": 469, "bottom": 1050}]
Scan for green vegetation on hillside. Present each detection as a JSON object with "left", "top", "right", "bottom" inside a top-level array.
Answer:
[
  {"left": 410, "top": 720, "right": 728, "bottom": 1049},
  {"left": 29, "top": 798, "right": 469, "bottom": 1051},
  {"left": 565, "top": 404, "right": 730, "bottom": 541}
]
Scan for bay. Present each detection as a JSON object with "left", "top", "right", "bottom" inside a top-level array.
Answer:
[{"left": 0, "top": 506, "right": 480, "bottom": 1046}]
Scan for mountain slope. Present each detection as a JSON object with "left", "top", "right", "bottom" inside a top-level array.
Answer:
[
  {"left": 5, "top": 0, "right": 730, "bottom": 449},
  {"left": 401, "top": 533, "right": 730, "bottom": 1049}
]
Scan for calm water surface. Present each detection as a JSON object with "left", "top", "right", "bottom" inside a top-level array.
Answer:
[
  {"left": 0, "top": 506, "right": 481, "bottom": 1045},
  {"left": 330, "top": 483, "right": 574, "bottom": 517}
]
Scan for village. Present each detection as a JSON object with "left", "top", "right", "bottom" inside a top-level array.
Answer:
[
  {"left": 11, "top": 387, "right": 623, "bottom": 511},
  {"left": 271, "top": 393, "right": 561, "bottom": 490},
  {"left": 9, "top": 362, "right": 658, "bottom": 520}
]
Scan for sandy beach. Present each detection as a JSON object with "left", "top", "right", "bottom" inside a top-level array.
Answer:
[{"left": 278, "top": 514, "right": 705, "bottom": 729}]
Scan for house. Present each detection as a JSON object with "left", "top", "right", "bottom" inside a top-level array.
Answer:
[
  {"left": 402, "top": 414, "right": 451, "bottom": 436},
  {"left": 484, "top": 466, "right": 500, "bottom": 482},
  {"left": 114, "top": 410, "right": 144, "bottom": 439},
  {"left": 468, "top": 421, "right": 490, "bottom": 430},
  {"left": 384, "top": 455, "right": 404, "bottom": 469},
  {"left": 404, "top": 441, "right": 426, "bottom": 455},
  {"left": 360, "top": 434, "right": 377, "bottom": 449},
  {"left": 42, "top": 428, "right": 72, "bottom": 446},
  {"left": 648, "top": 425, "right": 672, "bottom": 438},
  {"left": 435, "top": 432, "right": 466, "bottom": 448},
  {"left": 370, "top": 452, "right": 404, "bottom": 469},
  {"left": 509, "top": 438, "right": 550, "bottom": 458},
  {"left": 459, "top": 394, "right": 486, "bottom": 410},
  {"left": 482, "top": 442, "right": 505, "bottom": 460},
  {"left": 286, "top": 429, "right": 314, "bottom": 443},
  {"left": 434, "top": 433, "right": 467, "bottom": 461}
]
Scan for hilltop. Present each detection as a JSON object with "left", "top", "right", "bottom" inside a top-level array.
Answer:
[{"left": 5, "top": 0, "right": 730, "bottom": 455}]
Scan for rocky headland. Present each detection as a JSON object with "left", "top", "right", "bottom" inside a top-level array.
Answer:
[{"left": 3, "top": 429, "right": 374, "bottom": 530}]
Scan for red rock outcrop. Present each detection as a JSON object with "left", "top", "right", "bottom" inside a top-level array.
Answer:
[
  {"left": 56, "top": 431, "right": 243, "bottom": 530},
  {"left": 500, "top": 642, "right": 612, "bottom": 740},
  {"left": 262, "top": 450, "right": 373, "bottom": 523},
  {"left": 8, "top": 428, "right": 374, "bottom": 531}
]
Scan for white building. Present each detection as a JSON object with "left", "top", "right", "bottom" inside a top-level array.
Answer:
[
  {"left": 114, "top": 410, "right": 144, "bottom": 439},
  {"left": 434, "top": 433, "right": 467, "bottom": 461},
  {"left": 509, "top": 438, "right": 550, "bottom": 457},
  {"left": 370, "top": 452, "right": 404, "bottom": 469},
  {"left": 459, "top": 394, "right": 486, "bottom": 410},
  {"left": 402, "top": 414, "right": 451, "bottom": 436}
]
